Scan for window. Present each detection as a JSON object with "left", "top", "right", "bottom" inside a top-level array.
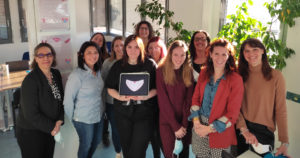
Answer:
[
  {"left": 125, "top": 0, "right": 141, "bottom": 36},
  {"left": 18, "top": 0, "right": 27, "bottom": 42},
  {"left": 0, "top": 0, "right": 12, "bottom": 44},
  {"left": 224, "top": 0, "right": 281, "bottom": 38},
  {"left": 91, "top": 0, "right": 141, "bottom": 36},
  {"left": 110, "top": 0, "right": 123, "bottom": 35},
  {"left": 91, "top": 0, "right": 106, "bottom": 33},
  {"left": 91, "top": 0, "right": 169, "bottom": 40}
]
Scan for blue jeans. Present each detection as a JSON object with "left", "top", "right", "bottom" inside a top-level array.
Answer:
[
  {"left": 106, "top": 103, "right": 122, "bottom": 153},
  {"left": 73, "top": 119, "right": 104, "bottom": 158}
]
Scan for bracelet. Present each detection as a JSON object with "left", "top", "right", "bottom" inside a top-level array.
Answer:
[
  {"left": 240, "top": 128, "right": 249, "bottom": 135},
  {"left": 281, "top": 142, "right": 289, "bottom": 148},
  {"left": 209, "top": 124, "right": 215, "bottom": 132},
  {"left": 193, "top": 117, "right": 199, "bottom": 122}
]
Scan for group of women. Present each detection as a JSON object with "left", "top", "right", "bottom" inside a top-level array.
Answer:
[{"left": 16, "top": 20, "right": 289, "bottom": 158}]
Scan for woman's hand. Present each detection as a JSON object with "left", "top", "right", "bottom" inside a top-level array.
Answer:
[
  {"left": 240, "top": 128, "right": 258, "bottom": 146},
  {"left": 175, "top": 127, "right": 187, "bottom": 139},
  {"left": 130, "top": 95, "right": 148, "bottom": 101},
  {"left": 275, "top": 144, "right": 290, "bottom": 158},
  {"left": 194, "top": 124, "right": 215, "bottom": 137},
  {"left": 51, "top": 120, "right": 63, "bottom": 136},
  {"left": 118, "top": 95, "right": 131, "bottom": 101},
  {"left": 193, "top": 118, "right": 215, "bottom": 137}
]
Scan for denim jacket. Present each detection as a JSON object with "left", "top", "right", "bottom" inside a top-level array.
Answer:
[{"left": 64, "top": 65, "right": 104, "bottom": 124}]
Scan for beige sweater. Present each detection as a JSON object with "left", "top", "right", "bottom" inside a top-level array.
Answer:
[{"left": 236, "top": 64, "right": 289, "bottom": 143}]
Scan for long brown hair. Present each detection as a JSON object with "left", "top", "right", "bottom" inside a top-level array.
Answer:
[
  {"left": 122, "top": 35, "right": 145, "bottom": 66},
  {"left": 159, "top": 40, "right": 192, "bottom": 87},
  {"left": 238, "top": 38, "right": 272, "bottom": 81},
  {"left": 205, "top": 38, "right": 236, "bottom": 79},
  {"left": 90, "top": 32, "right": 109, "bottom": 63},
  {"left": 109, "top": 36, "right": 124, "bottom": 61}
]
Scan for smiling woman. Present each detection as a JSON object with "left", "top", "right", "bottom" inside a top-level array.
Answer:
[
  {"left": 106, "top": 35, "right": 157, "bottom": 158},
  {"left": 64, "top": 41, "right": 104, "bottom": 158},
  {"left": 16, "top": 43, "right": 64, "bottom": 158},
  {"left": 189, "top": 39, "right": 243, "bottom": 158}
]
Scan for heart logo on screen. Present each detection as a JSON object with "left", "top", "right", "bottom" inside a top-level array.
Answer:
[{"left": 126, "top": 79, "right": 144, "bottom": 92}]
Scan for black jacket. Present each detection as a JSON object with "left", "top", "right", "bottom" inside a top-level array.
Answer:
[{"left": 17, "top": 67, "right": 64, "bottom": 134}]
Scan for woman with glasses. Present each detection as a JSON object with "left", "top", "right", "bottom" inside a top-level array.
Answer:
[
  {"left": 135, "top": 21, "right": 154, "bottom": 47},
  {"left": 189, "top": 30, "right": 211, "bottom": 82},
  {"left": 16, "top": 43, "right": 64, "bottom": 158}
]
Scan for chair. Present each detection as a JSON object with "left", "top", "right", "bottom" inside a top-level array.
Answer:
[
  {"left": 11, "top": 88, "right": 20, "bottom": 137},
  {"left": 22, "top": 51, "right": 30, "bottom": 61},
  {"left": 5, "top": 60, "right": 29, "bottom": 72}
]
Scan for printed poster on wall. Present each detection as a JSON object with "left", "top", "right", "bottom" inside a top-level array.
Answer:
[
  {"left": 39, "top": 0, "right": 70, "bottom": 31},
  {"left": 40, "top": 34, "right": 72, "bottom": 72}
]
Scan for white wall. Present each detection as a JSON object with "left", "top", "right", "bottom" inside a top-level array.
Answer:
[
  {"left": 280, "top": 18, "right": 300, "bottom": 157},
  {"left": 169, "top": 0, "right": 221, "bottom": 39},
  {"left": 0, "top": 0, "right": 29, "bottom": 64}
]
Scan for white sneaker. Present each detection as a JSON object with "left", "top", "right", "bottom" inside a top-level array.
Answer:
[{"left": 115, "top": 153, "right": 122, "bottom": 158}]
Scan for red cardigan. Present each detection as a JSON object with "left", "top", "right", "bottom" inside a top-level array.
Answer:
[{"left": 192, "top": 69, "right": 244, "bottom": 148}]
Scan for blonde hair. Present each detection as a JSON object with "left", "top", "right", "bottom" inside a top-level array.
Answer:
[{"left": 158, "top": 40, "right": 192, "bottom": 87}]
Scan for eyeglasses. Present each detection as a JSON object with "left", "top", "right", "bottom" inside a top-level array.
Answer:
[
  {"left": 140, "top": 27, "right": 149, "bottom": 31},
  {"left": 194, "top": 37, "right": 207, "bottom": 42},
  {"left": 36, "top": 52, "right": 53, "bottom": 59}
]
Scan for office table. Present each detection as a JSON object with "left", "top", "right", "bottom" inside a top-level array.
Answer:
[{"left": 0, "top": 70, "right": 28, "bottom": 131}]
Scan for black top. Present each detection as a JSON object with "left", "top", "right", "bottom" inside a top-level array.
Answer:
[
  {"left": 106, "top": 58, "right": 157, "bottom": 117},
  {"left": 17, "top": 67, "right": 64, "bottom": 134},
  {"left": 192, "top": 61, "right": 203, "bottom": 73}
]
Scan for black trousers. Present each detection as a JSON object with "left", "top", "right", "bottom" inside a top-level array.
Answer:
[
  {"left": 16, "top": 127, "right": 55, "bottom": 158},
  {"left": 114, "top": 104, "right": 154, "bottom": 158},
  {"left": 150, "top": 107, "right": 163, "bottom": 158},
  {"left": 236, "top": 120, "right": 274, "bottom": 157}
]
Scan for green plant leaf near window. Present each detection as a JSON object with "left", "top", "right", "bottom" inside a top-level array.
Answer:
[
  {"left": 265, "top": 0, "right": 300, "bottom": 27},
  {"left": 217, "top": 0, "right": 295, "bottom": 70},
  {"left": 136, "top": 0, "right": 295, "bottom": 70}
]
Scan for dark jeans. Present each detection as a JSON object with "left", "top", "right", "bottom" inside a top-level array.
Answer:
[
  {"left": 236, "top": 120, "right": 275, "bottom": 157},
  {"left": 114, "top": 104, "right": 154, "bottom": 158},
  {"left": 106, "top": 103, "right": 122, "bottom": 153},
  {"left": 16, "top": 127, "right": 55, "bottom": 158},
  {"left": 73, "top": 119, "right": 104, "bottom": 158},
  {"left": 150, "top": 107, "right": 163, "bottom": 158}
]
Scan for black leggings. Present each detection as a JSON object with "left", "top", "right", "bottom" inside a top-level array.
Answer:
[
  {"left": 236, "top": 120, "right": 274, "bottom": 157},
  {"left": 16, "top": 127, "right": 55, "bottom": 158}
]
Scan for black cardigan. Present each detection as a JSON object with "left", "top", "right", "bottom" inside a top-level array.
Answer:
[{"left": 16, "top": 67, "right": 64, "bottom": 134}]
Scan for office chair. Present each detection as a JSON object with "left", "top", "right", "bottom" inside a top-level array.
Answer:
[{"left": 22, "top": 52, "right": 30, "bottom": 61}]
